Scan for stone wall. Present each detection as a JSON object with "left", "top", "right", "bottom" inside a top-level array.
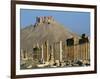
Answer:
[{"left": 36, "top": 16, "right": 54, "bottom": 24}]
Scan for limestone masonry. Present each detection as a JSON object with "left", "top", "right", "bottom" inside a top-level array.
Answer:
[{"left": 20, "top": 16, "right": 90, "bottom": 69}]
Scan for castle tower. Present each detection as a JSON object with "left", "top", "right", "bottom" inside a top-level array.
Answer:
[{"left": 36, "top": 16, "right": 54, "bottom": 24}]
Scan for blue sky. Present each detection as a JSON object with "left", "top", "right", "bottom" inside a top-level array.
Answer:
[{"left": 20, "top": 9, "right": 90, "bottom": 36}]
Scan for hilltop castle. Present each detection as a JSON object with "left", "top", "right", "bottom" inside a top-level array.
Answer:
[
  {"left": 36, "top": 16, "right": 54, "bottom": 23},
  {"left": 34, "top": 16, "right": 55, "bottom": 27}
]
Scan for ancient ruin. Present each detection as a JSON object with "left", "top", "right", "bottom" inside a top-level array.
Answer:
[{"left": 20, "top": 16, "right": 90, "bottom": 69}]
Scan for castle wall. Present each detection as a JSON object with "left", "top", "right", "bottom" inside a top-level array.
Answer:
[{"left": 36, "top": 16, "right": 54, "bottom": 24}]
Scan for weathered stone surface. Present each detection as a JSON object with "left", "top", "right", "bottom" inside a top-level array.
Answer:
[
  {"left": 21, "top": 16, "right": 80, "bottom": 53},
  {"left": 20, "top": 16, "right": 90, "bottom": 69}
]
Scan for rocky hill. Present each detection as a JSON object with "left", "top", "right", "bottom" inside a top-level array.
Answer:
[{"left": 20, "top": 16, "right": 80, "bottom": 52}]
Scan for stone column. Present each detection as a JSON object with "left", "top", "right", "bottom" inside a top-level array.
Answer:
[
  {"left": 87, "top": 43, "right": 90, "bottom": 61},
  {"left": 50, "top": 45, "right": 54, "bottom": 66},
  {"left": 46, "top": 40, "right": 49, "bottom": 62},
  {"left": 36, "top": 42, "right": 39, "bottom": 48},
  {"left": 41, "top": 44, "right": 44, "bottom": 60},
  {"left": 74, "top": 38, "right": 78, "bottom": 62},
  {"left": 51, "top": 45, "right": 54, "bottom": 60},
  {"left": 60, "top": 41, "right": 63, "bottom": 62},
  {"left": 22, "top": 49, "right": 28, "bottom": 60},
  {"left": 41, "top": 44, "right": 44, "bottom": 63},
  {"left": 85, "top": 43, "right": 88, "bottom": 60},
  {"left": 80, "top": 44, "right": 82, "bottom": 60},
  {"left": 21, "top": 49, "right": 23, "bottom": 60}
]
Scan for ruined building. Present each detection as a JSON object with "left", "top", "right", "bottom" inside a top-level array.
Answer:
[{"left": 20, "top": 16, "right": 90, "bottom": 68}]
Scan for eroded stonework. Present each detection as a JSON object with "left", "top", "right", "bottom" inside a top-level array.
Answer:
[{"left": 20, "top": 16, "right": 90, "bottom": 69}]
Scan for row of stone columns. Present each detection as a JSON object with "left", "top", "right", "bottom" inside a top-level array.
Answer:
[
  {"left": 79, "top": 42, "right": 90, "bottom": 61},
  {"left": 21, "top": 39, "right": 90, "bottom": 65},
  {"left": 39, "top": 40, "right": 63, "bottom": 63}
]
